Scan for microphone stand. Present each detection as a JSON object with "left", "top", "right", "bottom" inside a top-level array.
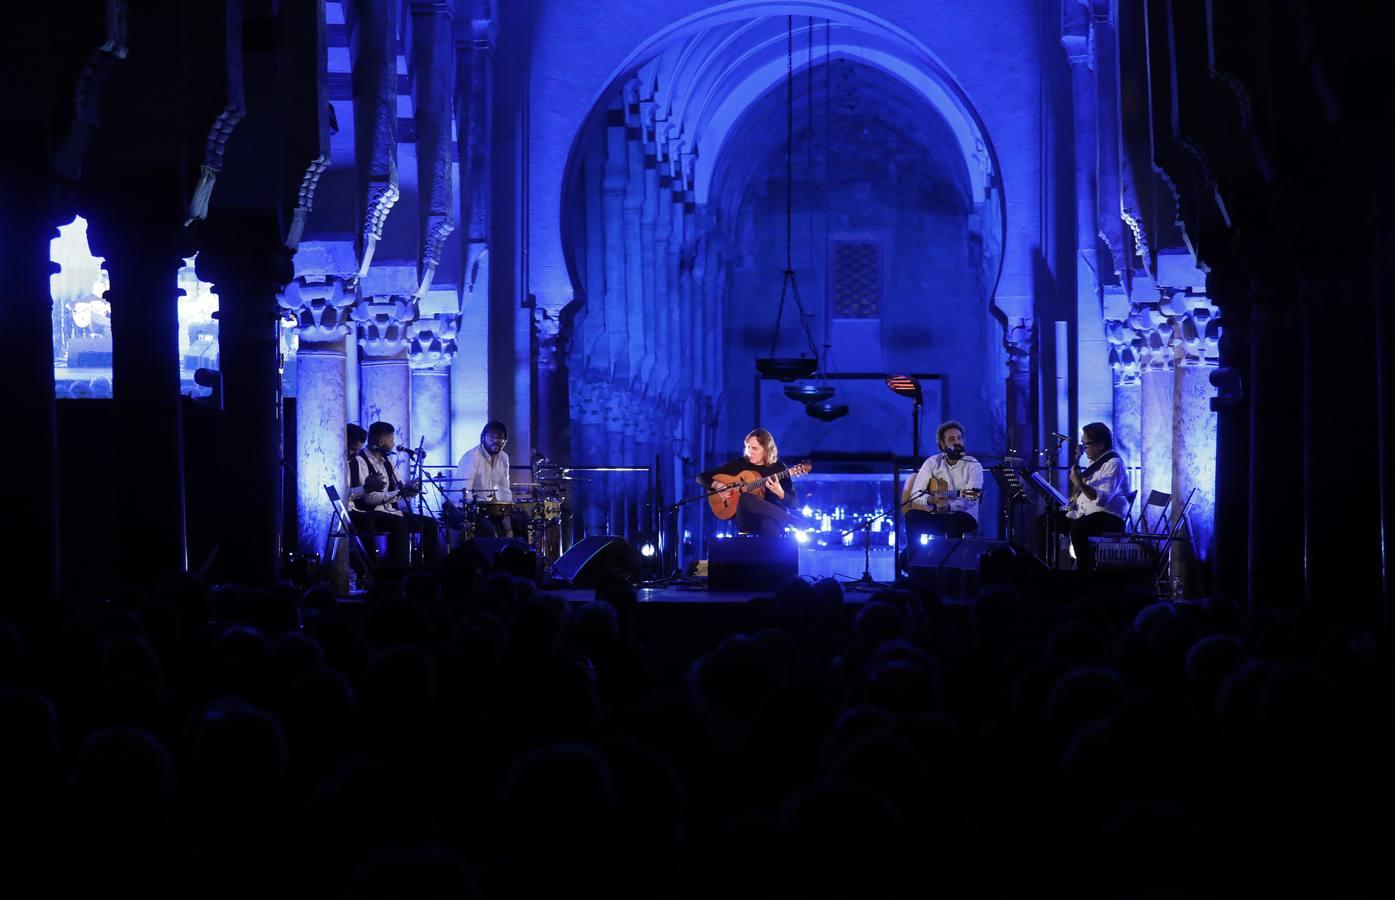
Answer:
[
  {"left": 405, "top": 442, "right": 441, "bottom": 566},
  {"left": 837, "top": 490, "right": 927, "bottom": 591}
]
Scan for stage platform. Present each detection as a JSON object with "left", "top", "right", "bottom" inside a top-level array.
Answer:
[{"left": 556, "top": 582, "right": 878, "bottom": 606}]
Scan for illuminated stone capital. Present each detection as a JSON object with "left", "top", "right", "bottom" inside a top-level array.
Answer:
[
  {"left": 1130, "top": 301, "right": 1178, "bottom": 371},
  {"left": 407, "top": 314, "right": 460, "bottom": 370},
  {"left": 354, "top": 294, "right": 416, "bottom": 358},
  {"left": 1004, "top": 316, "right": 1033, "bottom": 376},
  {"left": 278, "top": 276, "right": 354, "bottom": 343}
]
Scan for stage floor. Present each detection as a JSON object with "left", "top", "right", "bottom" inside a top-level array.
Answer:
[{"left": 556, "top": 582, "right": 885, "bottom": 605}]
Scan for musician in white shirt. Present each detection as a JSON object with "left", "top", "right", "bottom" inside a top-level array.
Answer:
[
  {"left": 1059, "top": 421, "right": 1131, "bottom": 571},
  {"left": 905, "top": 421, "right": 984, "bottom": 543},
  {"left": 454, "top": 420, "right": 519, "bottom": 537}
]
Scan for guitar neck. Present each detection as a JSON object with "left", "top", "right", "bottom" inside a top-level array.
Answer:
[{"left": 740, "top": 465, "right": 808, "bottom": 492}]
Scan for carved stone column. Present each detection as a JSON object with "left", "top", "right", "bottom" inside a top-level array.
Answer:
[
  {"left": 534, "top": 305, "right": 571, "bottom": 462},
  {"left": 1132, "top": 299, "right": 1176, "bottom": 516},
  {"left": 1106, "top": 289, "right": 1142, "bottom": 479},
  {"left": 1169, "top": 290, "right": 1220, "bottom": 594},
  {"left": 408, "top": 313, "right": 459, "bottom": 474},
  {"left": 0, "top": 197, "right": 63, "bottom": 610},
  {"left": 354, "top": 292, "right": 416, "bottom": 440},
  {"left": 198, "top": 231, "right": 294, "bottom": 587},
  {"left": 88, "top": 215, "right": 191, "bottom": 586},
  {"left": 1004, "top": 315, "right": 1035, "bottom": 457},
  {"left": 278, "top": 272, "right": 354, "bottom": 560},
  {"left": 1063, "top": 16, "right": 1113, "bottom": 430},
  {"left": 451, "top": 11, "right": 494, "bottom": 458}
]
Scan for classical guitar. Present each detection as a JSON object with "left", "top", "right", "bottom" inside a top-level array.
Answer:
[
  {"left": 904, "top": 475, "right": 982, "bottom": 513},
  {"left": 708, "top": 461, "right": 813, "bottom": 520}
]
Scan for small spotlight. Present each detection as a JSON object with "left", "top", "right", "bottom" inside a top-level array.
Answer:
[
  {"left": 919, "top": 533, "right": 930, "bottom": 545},
  {"left": 640, "top": 542, "right": 656, "bottom": 558},
  {"left": 794, "top": 529, "right": 810, "bottom": 544}
]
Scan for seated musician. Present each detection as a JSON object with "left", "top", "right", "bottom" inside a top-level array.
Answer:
[
  {"left": 904, "top": 420, "right": 983, "bottom": 543},
  {"left": 348, "top": 421, "right": 442, "bottom": 566},
  {"left": 1053, "top": 421, "right": 1131, "bottom": 571},
  {"left": 698, "top": 428, "right": 803, "bottom": 537},
  {"left": 454, "top": 420, "right": 522, "bottom": 537}
]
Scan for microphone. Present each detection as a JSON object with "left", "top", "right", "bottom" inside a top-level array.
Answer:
[
  {"left": 1050, "top": 432, "right": 1069, "bottom": 442},
  {"left": 395, "top": 445, "right": 425, "bottom": 458}
]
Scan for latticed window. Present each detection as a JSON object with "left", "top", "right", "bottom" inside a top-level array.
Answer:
[{"left": 832, "top": 239, "right": 882, "bottom": 319}]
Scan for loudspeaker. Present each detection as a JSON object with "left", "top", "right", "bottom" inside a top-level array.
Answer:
[
  {"left": 708, "top": 535, "right": 799, "bottom": 591},
  {"left": 445, "top": 537, "right": 534, "bottom": 574},
  {"left": 907, "top": 538, "right": 1047, "bottom": 598},
  {"left": 549, "top": 535, "right": 643, "bottom": 588}
]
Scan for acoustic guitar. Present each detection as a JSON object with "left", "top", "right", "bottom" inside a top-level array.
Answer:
[
  {"left": 708, "top": 461, "right": 813, "bottom": 520},
  {"left": 903, "top": 475, "right": 982, "bottom": 513}
]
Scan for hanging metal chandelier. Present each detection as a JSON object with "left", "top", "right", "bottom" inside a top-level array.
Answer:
[{"left": 755, "top": 15, "right": 820, "bottom": 384}]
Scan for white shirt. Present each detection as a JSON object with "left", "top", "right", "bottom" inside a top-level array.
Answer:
[
  {"left": 455, "top": 444, "right": 512, "bottom": 502},
  {"left": 909, "top": 452, "right": 984, "bottom": 523},
  {"left": 349, "top": 449, "right": 408, "bottom": 516},
  {"left": 1068, "top": 453, "right": 1130, "bottom": 519}
]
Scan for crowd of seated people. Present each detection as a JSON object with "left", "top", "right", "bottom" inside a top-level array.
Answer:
[{"left": 0, "top": 561, "right": 1388, "bottom": 898}]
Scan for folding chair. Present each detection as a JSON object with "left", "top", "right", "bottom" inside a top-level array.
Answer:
[
  {"left": 323, "top": 484, "right": 376, "bottom": 589},
  {"left": 1136, "top": 490, "right": 1172, "bottom": 535}
]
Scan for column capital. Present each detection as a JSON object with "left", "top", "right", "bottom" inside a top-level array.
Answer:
[
  {"left": 278, "top": 275, "right": 355, "bottom": 343},
  {"left": 1004, "top": 316, "right": 1033, "bottom": 376},
  {"left": 1129, "top": 300, "right": 1179, "bottom": 372},
  {"left": 407, "top": 313, "right": 459, "bottom": 370},
  {"left": 535, "top": 307, "right": 571, "bottom": 373},
  {"left": 354, "top": 294, "right": 417, "bottom": 358},
  {"left": 195, "top": 231, "right": 295, "bottom": 296},
  {"left": 1174, "top": 292, "right": 1221, "bottom": 367},
  {"left": 1106, "top": 318, "right": 1142, "bottom": 386}
]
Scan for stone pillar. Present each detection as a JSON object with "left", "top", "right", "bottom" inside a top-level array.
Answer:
[
  {"left": 89, "top": 217, "right": 190, "bottom": 586},
  {"left": 0, "top": 195, "right": 62, "bottom": 611},
  {"left": 354, "top": 293, "right": 416, "bottom": 439},
  {"left": 1206, "top": 265, "right": 1251, "bottom": 606},
  {"left": 534, "top": 304, "right": 571, "bottom": 460},
  {"left": 1170, "top": 290, "right": 1220, "bottom": 595},
  {"left": 278, "top": 275, "right": 353, "bottom": 560},
  {"left": 408, "top": 312, "right": 458, "bottom": 473},
  {"left": 1064, "top": 21, "right": 1113, "bottom": 431},
  {"left": 1106, "top": 289, "right": 1142, "bottom": 483},
  {"left": 198, "top": 232, "right": 294, "bottom": 587},
  {"left": 1004, "top": 315, "right": 1035, "bottom": 456},
  {"left": 1108, "top": 325, "right": 1142, "bottom": 485},
  {"left": 452, "top": 12, "right": 493, "bottom": 458},
  {"left": 624, "top": 83, "right": 650, "bottom": 397},
  {"left": 1133, "top": 299, "right": 1176, "bottom": 521},
  {"left": 1246, "top": 293, "right": 1303, "bottom": 607}
]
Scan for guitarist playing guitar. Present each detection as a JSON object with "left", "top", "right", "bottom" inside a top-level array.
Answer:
[
  {"left": 699, "top": 428, "right": 811, "bottom": 537},
  {"left": 904, "top": 420, "right": 984, "bottom": 543}
]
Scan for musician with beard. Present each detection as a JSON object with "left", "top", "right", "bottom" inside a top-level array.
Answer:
[
  {"left": 348, "top": 421, "right": 442, "bottom": 567},
  {"left": 904, "top": 420, "right": 983, "bottom": 543}
]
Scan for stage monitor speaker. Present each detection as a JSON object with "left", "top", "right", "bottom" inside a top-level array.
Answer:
[
  {"left": 549, "top": 535, "right": 643, "bottom": 588},
  {"left": 708, "top": 535, "right": 799, "bottom": 592},
  {"left": 908, "top": 537, "right": 1013, "bottom": 599},
  {"left": 445, "top": 537, "right": 534, "bottom": 575}
]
